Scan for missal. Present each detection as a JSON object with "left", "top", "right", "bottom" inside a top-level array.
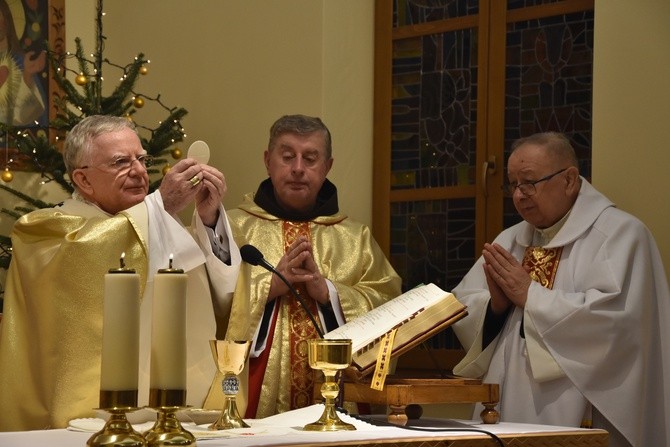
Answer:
[{"left": 325, "top": 283, "right": 467, "bottom": 378}]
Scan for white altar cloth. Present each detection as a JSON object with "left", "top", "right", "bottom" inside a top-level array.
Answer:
[{"left": 0, "top": 404, "right": 602, "bottom": 447}]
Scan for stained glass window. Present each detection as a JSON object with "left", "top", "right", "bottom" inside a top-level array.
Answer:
[
  {"left": 387, "top": 1, "right": 594, "bottom": 350},
  {"left": 392, "top": 31, "right": 478, "bottom": 192},
  {"left": 503, "top": 10, "right": 594, "bottom": 228},
  {"left": 394, "top": 0, "right": 479, "bottom": 27}
]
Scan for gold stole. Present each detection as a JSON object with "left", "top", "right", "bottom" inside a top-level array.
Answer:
[
  {"left": 282, "top": 221, "right": 321, "bottom": 410},
  {"left": 522, "top": 246, "right": 563, "bottom": 289}
]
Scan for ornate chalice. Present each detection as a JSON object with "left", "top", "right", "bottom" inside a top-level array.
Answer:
[
  {"left": 303, "top": 338, "right": 356, "bottom": 432},
  {"left": 209, "top": 340, "right": 252, "bottom": 430}
]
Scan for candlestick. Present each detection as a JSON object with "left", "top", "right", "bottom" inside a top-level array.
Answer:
[
  {"left": 146, "top": 256, "right": 195, "bottom": 447},
  {"left": 88, "top": 254, "right": 145, "bottom": 447},
  {"left": 100, "top": 252, "right": 140, "bottom": 406},
  {"left": 149, "top": 255, "right": 187, "bottom": 404}
]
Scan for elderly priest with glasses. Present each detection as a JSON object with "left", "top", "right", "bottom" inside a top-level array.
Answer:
[
  {"left": 451, "top": 132, "right": 670, "bottom": 447},
  {"left": 0, "top": 115, "right": 240, "bottom": 430}
]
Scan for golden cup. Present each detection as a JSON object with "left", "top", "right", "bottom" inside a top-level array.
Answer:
[
  {"left": 303, "top": 338, "right": 356, "bottom": 432},
  {"left": 209, "top": 340, "right": 252, "bottom": 430}
]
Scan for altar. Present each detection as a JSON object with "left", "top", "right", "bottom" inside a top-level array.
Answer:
[{"left": 0, "top": 404, "right": 608, "bottom": 447}]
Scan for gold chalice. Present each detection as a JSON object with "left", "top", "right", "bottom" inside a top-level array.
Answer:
[
  {"left": 209, "top": 340, "right": 252, "bottom": 430},
  {"left": 303, "top": 338, "right": 356, "bottom": 432}
]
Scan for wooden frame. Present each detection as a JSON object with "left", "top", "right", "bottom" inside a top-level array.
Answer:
[
  {"left": 1, "top": 0, "right": 65, "bottom": 170},
  {"left": 372, "top": 0, "right": 595, "bottom": 257}
]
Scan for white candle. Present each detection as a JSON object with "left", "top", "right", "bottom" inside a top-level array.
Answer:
[
  {"left": 149, "top": 256, "right": 188, "bottom": 390},
  {"left": 100, "top": 253, "right": 141, "bottom": 391}
]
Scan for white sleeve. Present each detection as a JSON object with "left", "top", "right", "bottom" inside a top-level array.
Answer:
[
  {"left": 192, "top": 204, "right": 241, "bottom": 323},
  {"left": 318, "top": 279, "right": 345, "bottom": 328},
  {"left": 202, "top": 219, "right": 232, "bottom": 264},
  {"left": 144, "top": 191, "right": 206, "bottom": 276}
]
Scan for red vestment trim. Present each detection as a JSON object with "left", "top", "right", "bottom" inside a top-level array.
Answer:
[
  {"left": 243, "top": 221, "right": 323, "bottom": 418},
  {"left": 244, "top": 302, "right": 279, "bottom": 419},
  {"left": 283, "top": 221, "right": 320, "bottom": 410}
]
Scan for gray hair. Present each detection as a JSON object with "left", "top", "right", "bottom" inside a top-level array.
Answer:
[
  {"left": 511, "top": 132, "right": 579, "bottom": 168},
  {"left": 268, "top": 114, "right": 332, "bottom": 159},
  {"left": 63, "top": 115, "right": 138, "bottom": 178}
]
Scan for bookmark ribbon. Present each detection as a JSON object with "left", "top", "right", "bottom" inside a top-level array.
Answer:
[{"left": 370, "top": 328, "right": 397, "bottom": 391}]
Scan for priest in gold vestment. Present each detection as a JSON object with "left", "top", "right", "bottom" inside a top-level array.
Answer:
[
  {"left": 214, "top": 115, "right": 401, "bottom": 418},
  {"left": 0, "top": 116, "right": 240, "bottom": 430}
]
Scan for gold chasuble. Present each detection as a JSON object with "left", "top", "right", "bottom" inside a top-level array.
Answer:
[
  {"left": 0, "top": 205, "right": 148, "bottom": 430},
  {"left": 220, "top": 181, "right": 401, "bottom": 419}
]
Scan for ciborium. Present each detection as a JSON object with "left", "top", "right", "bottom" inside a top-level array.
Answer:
[
  {"left": 303, "top": 338, "right": 356, "bottom": 432},
  {"left": 209, "top": 339, "right": 252, "bottom": 430}
]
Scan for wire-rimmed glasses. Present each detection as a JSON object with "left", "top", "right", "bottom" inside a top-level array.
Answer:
[
  {"left": 502, "top": 167, "right": 568, "bottom": 197},
  {"left": 79, "top": 154, "right": 154, "bottom": 172}
]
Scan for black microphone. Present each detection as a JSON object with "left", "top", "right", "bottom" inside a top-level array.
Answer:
[{"left": 240, "top": 244, "right": 324, "bottom": 338}]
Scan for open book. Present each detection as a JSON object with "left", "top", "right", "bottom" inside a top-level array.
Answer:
[{"left": 324, "top": 283, "right": 467, "bottom": 378}]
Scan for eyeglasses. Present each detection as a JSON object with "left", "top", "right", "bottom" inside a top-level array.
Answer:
[
  {"left": 79, "top": 154, "right": 154, "bottom": 172},
  {"left": 502, "top": 167, "right": 568, "bottom": 197}
]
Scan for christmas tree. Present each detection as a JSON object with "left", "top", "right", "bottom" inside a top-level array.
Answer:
[{"left": 0, "top": 0, "right": 187, "bottom": 301}]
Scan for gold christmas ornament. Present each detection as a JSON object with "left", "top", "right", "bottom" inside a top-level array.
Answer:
[
  {"left": 75, "top": 74, "right": 87, "bottom": 85},
  {"left": 171, "top": 147, "right": 182, "bottom": 159},
  {"left": 162, "top": 164, "right": 171, "bottom": 175},
  {"left": 2, "top": 168, "right": 13, "bottom": 183},
  {"left": 139, "top": 66, "right": 148, "bottom": 75},
  {"left": 133, "top": 97, "right": 145, "bottom": 108}
]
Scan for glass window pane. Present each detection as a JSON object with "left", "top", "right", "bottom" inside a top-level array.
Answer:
[
  {"left": 394, "top": 0, "right": 479, "bottom": 28},
  {"left": 508, "top": 0, "right": 563, "bottom": 10},
  {"left": 390, "top": 198, "right": 475, "bottom": 349},
  {"left": 390, "top": 198, "right": 476, "bottom": 292},
  {"left": 391, "top": 29, "right": 478, "bottom": 190},
  {"left": 503, "top": 11, "right": 594, "bottom": 227}
]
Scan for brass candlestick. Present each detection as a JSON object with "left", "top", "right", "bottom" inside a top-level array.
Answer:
[
  {"left": 144, "top": 389, "right": 195, "bottom": 447},
  {"left": 208, "top": 340, "right": 252, "bottom": 430},
  {"left": 87, "top": 390, "right": 146, "bottom": 447},
  {"left": 303, "top": 338, "right": 356, "bottom": 432}
]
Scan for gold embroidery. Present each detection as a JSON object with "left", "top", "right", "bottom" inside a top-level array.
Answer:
[
  {"left": 522, "top": 246, "right": 563, "bottom": 289},
  {"left": 283, "top": 221, "right": 321, "bottom": 410}
]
